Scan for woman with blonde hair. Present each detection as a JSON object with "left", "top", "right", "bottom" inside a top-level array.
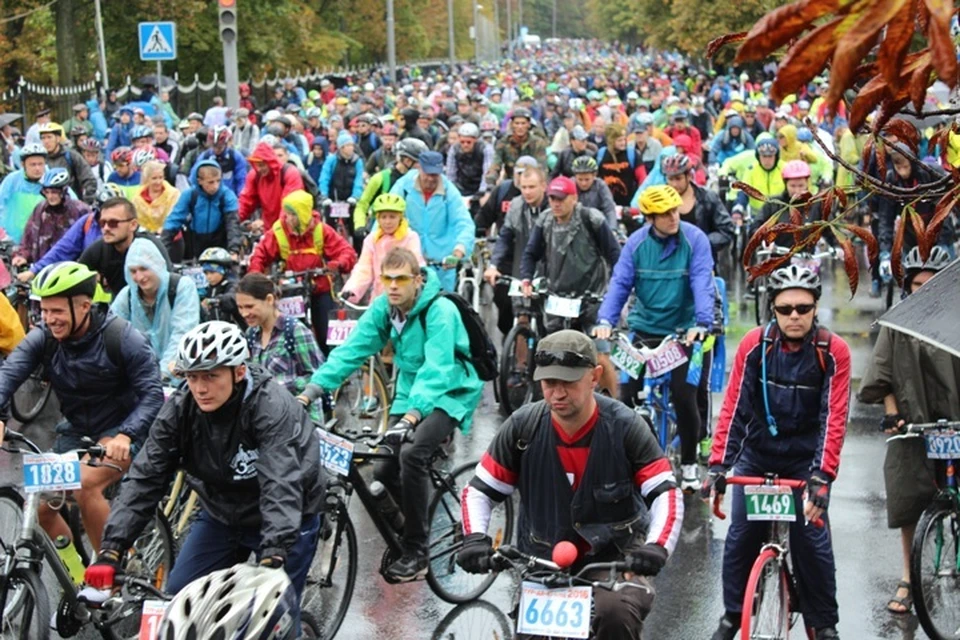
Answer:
[{"left": 132, "top": 160, "right": 180, "bottom": 233}]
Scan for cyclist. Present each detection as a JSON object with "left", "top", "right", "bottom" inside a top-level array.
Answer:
[
  {"left": 105, "top": 106, "right": 134, "bottom": 154},
  {"left": 519, "top": 175, "right": 622, "bottom": 394},
  {"left": 162, "top": 159, "right": 241, "bottom": 262},
  {"left": 663, "top": 109, "right": 702, "bottom": 161},
  {"left": 571, "top": 155, "right": 618, "bottom": 229},
  {"left": 298, "top": 247, "right": 484, "bottom": 582},
  {"left": 446, "top": 122, "right": 492, "bottom": 198},
  {"left": 355, "top": 113, "right": 381, "bottom": 159},
  {"left": 238, "top": 142, "right": 305, "bottom": 233},
  {"left": 709, "top": 115, "right": 755, "bottom": 166},
  {"left": 197, "top": 247, "right": 244, "bottom": 326},
  {"left": 486, "top": 108, "right": 548, "bottom": 188},
  {"left": 39, "top": 121, "right": 97, "bottom": 205},
  {"left": 355, "top": 138, "right": 427, "bottom": 238},
  {"left": 230, "top": 107, "right": 260, "bottom": 157},
  {"left": 457, "top": 330, "right": 683, "bottom": 640},
  {"left": 106, "top": 147, "right": 140, "bottom": 188},
  {"left": 85, "top": 321, "right": 324, "bottom": 635},
  {"left": 13, "top": 168, "right": 92, "bottom": 269},
  {"left": 0, "top": 261, "right": 163, "bottom": 551},
  {"left": 0, "top": 292, "right": 24, "bottom": 355},
  {"left": 858, "top": 246, "right": 959, "bottom": 615},
  {"left": 597, "top": 123, "right": 638, "bottom": 207},
  {"left": 341, "top": 193, "right": 424, "bottom": 301},
  {"left": 112, "top": 237, "right": 200, "bottom": 381},
  {"left": 319, "top": 131, "right": 365, "bottom": 230},
  {"left": 703, "top": 265, "right": 851, "bottom": 640},
  {"left": 389, "top": 150, "right": 475, "bottom": 292},
  {"left": 248, "top": 190, "right": 358, "bottom": 353},
  {"left": 595, "top": 185, "right": 716, "bottom": 492},
  {"left": 750, "top": 160, "right": 821, "bottom": 248},
  {"left": 0, "top": 145, "right": 50, "bottom": 243},
  {"left": 628, "top": 112, "right": 663, "bottom": 175},
  {"left": 662, "top": 155, "right": 735, "bottom": 261},
  {"left": 474, "top": 155, "right": 540, "bottom": 235},
  {"left": 721, "top": 133, "right": 783, "bottom": 219},
  {"left": 131, "top": 160, "right": 180, "bottom": 234},
  {"left": 190, "top": 126, "right": 249, "bottom": 196},
  {"left": 80, "top": 139, "right": 112, "bottom": 193},
  {"left": 365, "top": 122, "right": 399, "bottom": 174},
  {"left": 551, "top": 125, "right": 595, "bottom": 179}
]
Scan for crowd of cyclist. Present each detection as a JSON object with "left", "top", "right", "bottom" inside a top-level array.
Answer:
[{"left": 0, "top": 37, "right": 956, "bottom": 639}]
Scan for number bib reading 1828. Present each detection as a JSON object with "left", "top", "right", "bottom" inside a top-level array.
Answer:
[
  {"left": 544, "top": 295, "right": 582, "bottom": 319},
  {"left": 278, "top": 296, "right": 306, "bottom": 318},
  {"left": 518, "top": 581, "right": 592, "bottom": 639},
  {"left": 23, "top": 453, "right": 82, "bottom": 493},
  {"left": 643, "top": 341, "right": 688, "bottom": 378},
  {"left": 318, "top": 430, "right": 354, "bottom": 476},
  {"left": 326, "top": 319, "right": 357, "bottom": 346},
  {"left": 744, "top": 485, "right": 796, "bottom": 522},
  {"left": 924, "top": 429, "right": 960, "bottom": 460},
  {"left": 139, "top": 600, "right": 170, "bottom": 640}
]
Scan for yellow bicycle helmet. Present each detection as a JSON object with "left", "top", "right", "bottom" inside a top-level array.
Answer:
[
  {"left": 638, "top": 185, "right": 682, "bottom": 215},
  {"left": 38, "top": 122, "right": 65, "bottom": 138},
  {"left": 371, "top": 193, "right": 407, "bottom": 215}
]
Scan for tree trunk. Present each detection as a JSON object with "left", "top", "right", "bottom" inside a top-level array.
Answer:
[{"left": 55, "top": 0, "right": 77, "bottom": 86}]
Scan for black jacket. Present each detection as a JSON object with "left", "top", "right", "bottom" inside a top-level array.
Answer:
[
  {"left": 877, "top": 163, "right": 956, "bottom": 253},
  {"left": 101, "top": 365, "right": 326, "bottom": 560},
  {"left": 684, "top": 184, "right": 736, "bottom": 255}
]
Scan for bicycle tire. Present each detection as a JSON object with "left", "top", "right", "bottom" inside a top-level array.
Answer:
[
  {"left": 299, "top": 611, "right": 321, "bottom": 639},
  {"left": 498, "top": 323, "right": 538, "bottom": 417},
  {"left": 0, "top": 567, "right": 49, "bottom": 640},
  {"left": 10, "top": 367, "right": 52, "bottom": 424},
  {"left": 333, "top": 362, "right": 390, "bottom": 435},
  {"left": 426, "top": 461, "right": 515, "bottom": 604},
  {"left": 910, "top": 500, "right": 960, "bottom": 640},
  {"left": 884, "top": 279, "right": 895, "bottom": 310},
  {"left": 0, "top": 490, "right": 25, "bottom": 621},
  {"left": 741, "top": 548, "right": 788, "bottom": 640},
  {"left": 431, "top": 599, "right": 514, "bottom": 640},
  {"left": 302, "top": 501, "right": 357, "bottom": 640},
  {"left": 754, "top": 282, "right": 771, "bottom": 327}
]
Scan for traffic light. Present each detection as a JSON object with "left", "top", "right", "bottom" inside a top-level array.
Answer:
[{"left": 218, "top": 0, "right": 237, "bottom": 43}]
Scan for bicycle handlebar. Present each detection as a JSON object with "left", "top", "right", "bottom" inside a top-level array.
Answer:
[
  {"left": 711, "top": 476, "right": 823, "bottom": 527},
  {"left": 2, "top": 429, "right": 121, "bottom": 472},
  {"left": 491, "top": 544, "right": 634, "bottom": 585}
]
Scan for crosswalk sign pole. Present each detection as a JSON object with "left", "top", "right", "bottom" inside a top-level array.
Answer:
[{"left": 157, "top": 60, "right": 162, "bottom": 95}]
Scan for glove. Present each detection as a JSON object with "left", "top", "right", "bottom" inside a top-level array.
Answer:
[
  {"left": 879, "top": 251, "right": 892, "bottom": 281},
  {"left": 700, "top": 466, "right": 727, "bottom": 500},
  {"left": 627, "top": 543, "right": 668, "bottom": 576},
  {"left": 321, "top": 198, "right": 333, "bottom": 208},
  {"left": 880, "top": 413, "right": 906, "bottom": 432},
  {"left": 383, "top": 418, "right": 415, "bottom": 446},
  {"left": 259, "top": 555, "right": 285, "bottom": 569},
  {"left": 443, "top": 254, "right": 461, "bottom": 268},
  {"left": 327, "top": 261, "right": 341, "bottom": 273},
  {"left": 456, "top": 533, "right": 494, "bottom": 574},
  {"left": 806, "top": 473, "right": 831, "bottom": 511},
  {"left": 84, "top": 549, "right": 122, "bottom": 588},
  {"left": 340, "top": 289, "right": 354, "bottom": 301}
]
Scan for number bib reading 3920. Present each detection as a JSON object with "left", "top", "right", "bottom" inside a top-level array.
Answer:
[
  {"left": 23, "top": 453, "right": 82, "bottom": 493},
  {"left": 924, "top": 429, "right": 960, "bottom": 459},
  {"left": 517, "top": 581, "right": 592, "bottom": 639},
  {"left": 744, "top": 485, "right": 796, "bottom": 522}
]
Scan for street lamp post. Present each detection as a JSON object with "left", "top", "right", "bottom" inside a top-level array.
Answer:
[
  {"left": 448, "top": 0, "right": 456, "bottom": 67},
  {"left": 386, "top": 0, "right": 397, "bottom": 82},
  {"left": 474, "top": 1, "right": 480, "bottom": 62}
]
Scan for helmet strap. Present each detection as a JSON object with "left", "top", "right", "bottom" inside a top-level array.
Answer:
[{"left": 67, "top": 297, "right": 92, "bottom": 340}]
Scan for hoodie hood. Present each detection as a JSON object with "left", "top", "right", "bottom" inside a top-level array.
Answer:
[
  {"left": 409, "top": 265, "right": 443, "bottom": 317},
  {"left": 726, "top": 115, "right": 745, "bottom": 131},
  {"left": 249, "top": 142, "right": 283, "bottom": 178},
  {"left": 191, "top": 158, "right": 226, "bottom": 191},
  {"left": 778, "top": 124, "right": 798, "bottom": 150},
  {"left": 281, "top": 189, "right": 315, "bottom": 230},
  {"left": 672, "top": 133, "right": 693, "bottom": 155},
  {"left": 123, "top": 237, "right": 170, "bottom": 291}
]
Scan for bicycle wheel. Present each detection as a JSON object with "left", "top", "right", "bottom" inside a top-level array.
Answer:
[
  {"left": 431, "top": 599, "right": 514, "bottom": 640},
  {"left": 301, "top": 500, "right": 357, "bottom": 640},
  {"left": 10, "top": 367, "right": 52, "bottom": 424},
  {"left": 741, "top": 548, "right": 789, "bottom": 640},
  {"left": 426, "top": 461, "right": 515, "bottom": 604},
  {"left": 0, "top": 567, "right": 49, "bottom": 640},
  {"left": 299, "top": 611, "right": 320, "bottom": 639},
  {"left": 0, "top": 491, "right": 25, "bottom": 622},
  {"left": 498, "top": 323, "right": 537, "bottom": 417},
  {"left": 884, "top": 279, "right": 895, "bottom": 310},
  {"left": 333, "top": 362, "right": 390, "bottom": 434},
  {"left": 754, "top": 282, "right": 771, "bottom": 327},
  {"left": 911, "top": 501, "right": 960, "bottom": 640}
]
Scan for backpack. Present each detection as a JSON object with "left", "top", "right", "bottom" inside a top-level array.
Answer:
[
  {"left": 42, "top": 314, "right": 128, "bottom": 375},
  {"left": 278, "top": 163, "right": 321, "bottom": 210},
  {"left": 247, "top": 314, "right": 298, "bottom": 361},
  {"left": 597, "top": 144, "right": 636, "bottom": 170},
  {"left": 417, "top": 291, "right": 499, "bottom": 381},
  {"left": 762, "top": 323, "right": 833, "bottom": 374}
]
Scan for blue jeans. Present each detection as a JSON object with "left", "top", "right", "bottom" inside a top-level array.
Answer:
[{"left": 167, "top": 510, "right": 321, "bottom": 634}]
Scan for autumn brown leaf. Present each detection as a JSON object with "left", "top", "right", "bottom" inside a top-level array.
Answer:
[
  {"left": 772, "top": 16, "right": 848, "bottom": 101},
  {"left": 923, "top": 0, "right": 958, "bottom": 83},
  {"left": 876, "top": 142, "right": 888, "bottom": 179},
  {"left": 746, "top": 252, "right": 795, "bottom": 282},
  {"left": 875, "top": 96, "right": 913, "bottom": 134},
  {"left": 909, "top": 59, "right": 935, "bottom": 113},
  {"left": 735, "top": 0, "right": 843, "bottom": 63},
  {"left": 790, "top": 206, "right": 805, "bottom": 226},
  {"left": 731, "top": 181, "right": 767, "bottom": 203},
  {"left": 927, "top": 190, "right": 960, "bottom": 249},
  {"left": 835, "top": 187, "right": 849, "bottom": 211},
  {"left": 892, "top": 214, "right": 907, "bottom": 285},
  {"left": 908, "top": 210, "right": 930, "bottom": 259},
  {"left": 836, "top": 237, "right": 859, "bottom": 296},
  {"left": 877, "top": 0, "right": 918, "bottom": 90},
  {"left": 821, "top": 188, "right": 836, "bottom": 220},
  {"left": 743, "top": 216, "right": 782, "bottom": 268},
  {"left": 861, "top": 138, "right": 875, "bottom": 174},
  {"left": 706, "top": 32, "right": 749, "bottom": 58},
  {"left": 847, "top": 224, "right": 880, "bottom": 263}
]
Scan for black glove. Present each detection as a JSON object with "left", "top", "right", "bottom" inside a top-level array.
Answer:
[
  {"left": 384, "top": 418, "right": 415, "bottom": 446},
  {"left": 880, "top": 413, "right": 905, "bottom": 432},
  {"left": 628, "top": 543, "right": 668, "bottom": 576},
  {"left": 807, "top": 473, "right": 831, "bottom": 511},
  {"left": 457, "top": 533, "right": 494, "bottom": 574},
  {"left": 700, "top": 466, "right": 728, "bottom": 500}
]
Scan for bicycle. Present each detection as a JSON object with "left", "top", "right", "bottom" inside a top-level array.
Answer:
[
  {"left": 301, "top": 420, "right": 515, "bottom": 640},
  {"left": 712, "top": 474, "right": 824, "bottom": 640},
  {"left": 322, "top": 198, "right": 357, "bottom": 246},
  {"left": 752, "top": 244, "right": 835, "bottom": 326},
  {"left": 270, "top": 266, "right": 332, "bottom": 328},
  {"left": 3, "top": 278, "right": 54, "bottom": 424},
  {"left": 456, "top": 237, "right": 492, "bottom": 314},
  {"left": 0, "top": 429, "right": 174, "bottom": 640},
  {"left": 889, "top": 420, "right": 960, "bottom": 640}
]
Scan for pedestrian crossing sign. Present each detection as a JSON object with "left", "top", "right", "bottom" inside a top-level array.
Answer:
[{"left": 139, "top": 22, "right": 177, "bottom": 61}]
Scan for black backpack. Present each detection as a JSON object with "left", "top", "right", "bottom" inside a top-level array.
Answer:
[
  {"left": 419, "top": 291, "right": 499, "bottom": 381},
  {"left": 42, "top": 314, "right": 128, "bottom": 376}
]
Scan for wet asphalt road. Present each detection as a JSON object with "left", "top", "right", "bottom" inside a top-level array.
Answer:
[{"left": 2, "top": 258, "right": 936, "bottom": 639}]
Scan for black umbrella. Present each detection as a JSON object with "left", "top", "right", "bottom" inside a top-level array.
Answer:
[
  {"left": 0, "top": 113, "right": 22, "bottom": 127},
  {"left": 138, "top": 74, "right": 176, "bottom": 88},
  {"left": 878, "top": 258, "right": 960, "bottom": 358}
]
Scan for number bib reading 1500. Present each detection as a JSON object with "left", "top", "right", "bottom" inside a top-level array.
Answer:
[
  {"left": 744, "top": 485, "right": 796, "bottom": 522},
  {"left": 517, "top": 581, "right": 592, "bottom": 639},
  {"left": 23, "top": 453, "right": 82, "bottom": 493}
]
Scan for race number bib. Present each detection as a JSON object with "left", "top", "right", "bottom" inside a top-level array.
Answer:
[
  {"left": 924, "top": 429, "right": 960, "bottom": 460},
  {"left": 330, "top": 202, "right": 351, "bottom": 218},
  {"left": 610, "top": 335, "right": 645, "bottom": 380},
  {"left": 544, "top": 295, "right": 581, "bottom": 319},
  {"left": 181, "top": 266, "right": 208, "bottom": 291},
  {"left": 318, "top": 430, "right": 355, "bottom": 476},
  {"left": 23, "top": 453, "right": 82, "bottom": 493},
  {"left": 517, "top": 581, "right": 592, "bottom": 639},
  {"left": 643, "top": 341, "right": 688, "bottom": 378},
  {"left": 326, "top": 319, "right": 357, "bottom": 346},
  {"left": 744, "top": 485, "right": 796, "bottom": 522},
  {"left": 138, "top": 600, "right": 170, "bottom": 640},
  {"left": 278, "top": 295, "right": 307, "bottom": 318}
]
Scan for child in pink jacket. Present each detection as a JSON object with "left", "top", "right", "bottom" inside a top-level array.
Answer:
[{"left": 341, "top": 193, "right": 425, "bottom": 301}]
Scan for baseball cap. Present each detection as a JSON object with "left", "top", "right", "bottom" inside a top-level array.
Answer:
[
  {"left": 533, "top": 330, "right": 598, "bottom": 382},
  {"left": 571, "top": 125, "right": 588, "bottom": 141},
  {"left": 418, "top": 151, "right": 444, "bottom": 175},
  {"left": 546, "top": 176, "right": 577, "bottom": 199},
  {"left": 513, "top": 156, "right": 539, "bottom": 175}
]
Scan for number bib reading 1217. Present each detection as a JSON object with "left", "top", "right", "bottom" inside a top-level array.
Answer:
[
  {"left": 517, "top": 581, "right": 592, "bottom": 639},
  {"left": 744, "top": 485, "right": 796, "bottom": 522},
  {"left": 23, "top": 453, "right": 82, "bottom": 493},
  {"left": 924, "top": 429, "right": 960, "bottom": 460}
]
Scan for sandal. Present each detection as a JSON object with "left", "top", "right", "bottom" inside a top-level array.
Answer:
[{"left": 887, "top": 580, "right": 913, "bottom": 614}]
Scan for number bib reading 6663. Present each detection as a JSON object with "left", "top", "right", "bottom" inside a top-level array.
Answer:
[
  {"left": 23, "top": 453, "right": 82, "bottom": 493},
  {"left": 517, "top": 581, "right": 592, "bottom": 639},
  {"left": 744, "top": 485, "right": 796, "bottom": 522},
  {"left": 924, "top": 429, "right": 960, "bottom": 460},
  {"left": 139, "top": 600, "right": 170, "bottom": 640}
]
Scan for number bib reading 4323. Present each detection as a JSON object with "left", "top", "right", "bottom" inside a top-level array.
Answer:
[
  {"left": 318, "top": 430, "right": 354, "bottom": 476},
  {"left": 924, "top": 429, "right": 960, "bottom": 460},
  {"left": 517, "top": 581, "right": 592, "bottom": 639},
  {"left": 23, "top": 453, "right": 82, "bottom": 493},
  {"left": 744, "top": 485, "right": 796, "bottom": 522}
]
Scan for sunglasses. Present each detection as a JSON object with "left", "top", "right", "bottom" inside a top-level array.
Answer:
[
  {"left": 773, "top": 303, "right": 816, "bottom": 316},
  {"left": 99, "top": 217, "right": 135, "bottom": 229},
  {"left": 534, "top": 350, "right": 595, "bottom": 369},
  {"left": 379, "top": 274, "right": 415, "bottom": 286}
]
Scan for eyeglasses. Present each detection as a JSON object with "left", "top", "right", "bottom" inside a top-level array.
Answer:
[
  {"left": 379, "top": 274, "right": 414, "bottom": 286},
  {"left": 534, "top": 350, "right": 595, "bottom": 369},
  {"left": 773, "top": 303, "right": 816, "bottom": 316},
  {"left": 99, "top": 217, "right": 135, "bottom": 229}
]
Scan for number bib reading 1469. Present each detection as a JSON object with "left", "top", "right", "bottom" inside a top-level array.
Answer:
[
  {"left": 517, "top": 582, "right": 592, "bottom": 639},
  {"left": 744, "top": 485, "right": 796, "bottom": 522},
  {"left": 23, "top": 453, "right": 82, "bottom": 493},
  {"left": 139, "top": 600, "right": 170, "bottom": 640},
  {"left": 924, "top": 429, "right": 960, "bottom": 460}
]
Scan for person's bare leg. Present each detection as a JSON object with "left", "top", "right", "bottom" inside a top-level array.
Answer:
[
  {"left": 75, "top": 461, "right": 128, "bottom": 552},
  {"left": 38, "top": 501, "right": 72, "bottom": 542},
  {"left": 888, "top": 524, "right": 915, "bottom": 612}
]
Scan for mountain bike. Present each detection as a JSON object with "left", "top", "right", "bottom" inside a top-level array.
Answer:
[
  {"left": 301, "top": 420, "right": 515, "bottom": 639},
  {"left": 322, "top": 199, "right": 357, "bottom": 246},
  {"left": 4, "top": 279, "right": 53, "bottom": 424},
  {"left": 0, "top": 429, "right": 174, "bottom": 640},
  {"left": 270, "top": 266, "right": 332, "bottom": 330},
  {"left": 712, "top": 474, "right": 823, "bottom": 640},
  {"left": 456, "top": 237, "right": 492, "bottom": 314},
  {"left": 894, "top": 420, "right": 960, "bottom": 640}
]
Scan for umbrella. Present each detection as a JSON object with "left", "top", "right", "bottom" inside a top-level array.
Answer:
[
  {"left": 878, "top": 258, "right": 960, "bottom": 359},
  {"left": 0, "top": 113, "right": 22, "bottom": 127},
  {"left": 138, "top": 74, "right": 176, "bottom": 88}
]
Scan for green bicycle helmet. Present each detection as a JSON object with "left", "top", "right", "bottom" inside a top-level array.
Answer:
[
  {"left": 32, "top": 262, "right": 98, "bottom": 299},
  {"left": 371, "top": 192, "right": 407, "bottom": 215},
  {"left": 571, "top": 156, "right": 599, "bottom": 174}
]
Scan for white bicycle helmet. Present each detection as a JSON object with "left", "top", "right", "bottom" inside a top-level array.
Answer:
[
  {"left": 157, "top": 564, "right": 297, "bottom": 640},
  {"left": 767, "top": 264, "right": 822, "bottom": 300},
  {"left": 132, "top": 148, "right": 157, "bottom": 168},
  {"left": 458, "top": 122, "right": 480, "bottom": 138},
  {"left": 173, "top": 321, "right": 249, "bottom": 375},
  {"left": 19, "top": 144, "right": 47, "bottom": 160},
  {"left": 97, "top": 183, "right": 127, "bottom": 204},
  {"left": 40, "top": 167, "right": 71, "bottom": 190},
  {"left": 904, "top": 245, "right": 952, "bottom": 273}
]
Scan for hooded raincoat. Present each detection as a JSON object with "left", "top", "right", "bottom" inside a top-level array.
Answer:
[
  {"left": 132, "top": 180, "right": 180, "bottom": 234},
  {"left": 238, "top": 142, "right": 304, "bottom": 228},
  {"left": 162, "top": 159, "right": 242, "bottom": 256},
  {"left": 342, "top": 215, "right": 424, "bottom": 299}
]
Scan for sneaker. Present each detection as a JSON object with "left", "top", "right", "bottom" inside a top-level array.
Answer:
[
  {"left": 680, "top": 464, "right": 701, "bottom": 493},
  {"left": 869, "top": 280, "right": 881, "bottom": 298},
  {"left": 710, "top": 614, "right": 738, "bottom": 640},
  {"left": 815, "top": 628, "right": 840, "bottom": 640},
  {"left": 385, "top": 552, "right": 428, "bottom": 583}
]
